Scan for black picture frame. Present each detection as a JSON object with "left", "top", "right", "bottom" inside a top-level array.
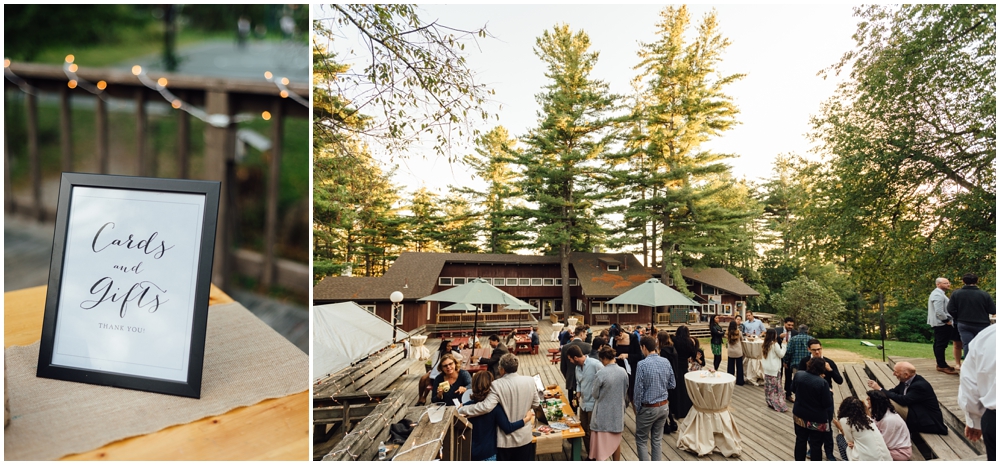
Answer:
[{"left": 37, "top": 173, "right": 220, "bottom": 398}]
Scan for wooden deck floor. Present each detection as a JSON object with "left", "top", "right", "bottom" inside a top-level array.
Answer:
[{"left": 366, "top": 320, "right": 985, "bottom": 461}]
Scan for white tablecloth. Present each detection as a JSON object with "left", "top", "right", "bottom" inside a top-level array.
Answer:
[
  {"left": 677, "top": 371, "right": 742, "bottom": 457},
  {"left": 741, "top": 339, "right": 764, "bottom": 386},
  {"left": 550, "top": 323, "right": 565, "bottom": 341},
  {"left": 410, "top": 335, "right": 430, "bottom": 360}
]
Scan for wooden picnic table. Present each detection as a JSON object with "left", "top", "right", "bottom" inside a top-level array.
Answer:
[
  {"left": 534, "top": 384, "right": 585, "bottom": 460},
  {"left": 514, "top": 335, "right": 533, "bottom": 355},
  {"left": 450, "top": 337, "right": 470, "bottom": 349},
  {"left": 4, "top": 285, "right": 308, "bottom": 460}
]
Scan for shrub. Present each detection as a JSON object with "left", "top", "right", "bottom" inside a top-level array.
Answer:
[{"left": 894, "top": 308, "right": 932, "bottom": 343}]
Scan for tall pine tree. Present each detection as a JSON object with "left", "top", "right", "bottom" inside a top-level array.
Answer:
[
  {"left": 629, "top": 6, "right": 751, "bottom": 293},
  {"left": 517, "top": 24, "right": 618, "bottom": 314},
  {"left": 454, "top": 126, "right": 526, "bottom": 254}
]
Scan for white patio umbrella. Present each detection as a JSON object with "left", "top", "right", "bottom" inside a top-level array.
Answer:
[
  {"left": 607, "top": 278, "right": 699, "bottom": 327},
  {"left": 419, "top": 278, "right": 528, "bottom": 342}
]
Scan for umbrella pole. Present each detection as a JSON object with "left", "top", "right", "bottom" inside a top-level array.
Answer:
[{"left": 472, "top": 305, "right": 480, "bottom": 349}]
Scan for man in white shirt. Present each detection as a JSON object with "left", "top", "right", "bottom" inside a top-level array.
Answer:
[
  {"left": 957, "top": 324, "right": 995, "bottom": 461},
  {"left": 927, "top": 277, "right": 961, "bottom": 374}
]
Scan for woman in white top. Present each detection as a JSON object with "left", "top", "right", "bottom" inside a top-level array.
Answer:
[
  {"left": 867, "top": 389, "right": 912, "bottom": 460},
  {"left": 834, "top": 397, "right": 892, "bottom": 461},
  {"left": 761, "top": 328, "right": 788, "bottom": 412}
]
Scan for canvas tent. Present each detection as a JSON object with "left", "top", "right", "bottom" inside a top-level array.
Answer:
[{"left": 313, "top": 302, "right": 409, "bottom": 383}]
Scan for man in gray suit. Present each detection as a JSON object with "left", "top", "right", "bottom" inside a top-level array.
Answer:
[
  {"left": 458, "top": 353, "right": 540, "bottom": 460},
  {"left": 561, "top": 326, "right": 592, "bottom": 410}
]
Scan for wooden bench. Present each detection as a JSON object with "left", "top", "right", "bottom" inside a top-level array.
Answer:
[
  {"left": 390, "top": 406, "right": 472, "bottom": 461},
  {"left": 862, "top": 360, "right": 978, "bottom": 460}
]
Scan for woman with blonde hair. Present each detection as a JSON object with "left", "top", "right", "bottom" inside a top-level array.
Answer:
[{"left": 431, "top": 353, "right": 471, "bottom": 405}]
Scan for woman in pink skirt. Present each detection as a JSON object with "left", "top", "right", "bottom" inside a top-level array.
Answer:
[
  {"left": 590, "top": 345, "right": 629, "bottom": 460},
  {"left": 761, "top": 329, "right": 789, "bottom": 412}
]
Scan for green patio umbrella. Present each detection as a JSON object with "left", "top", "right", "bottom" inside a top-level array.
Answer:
[
  {"left": 607, "top": 278, "right": 699, "bottom": 327},
  {"left": 419, "top": 278, "right": 528, "bottom": 343}
]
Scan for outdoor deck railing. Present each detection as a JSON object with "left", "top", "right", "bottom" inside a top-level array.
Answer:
[
  {"left": 3, "top": 62, "right": 309, "bottom": 293},
  {"left": 436, "top": 311, "right": 532, "bottom": 324}
]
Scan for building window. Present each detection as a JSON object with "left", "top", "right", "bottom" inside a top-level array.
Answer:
[
  {"left": 519, "top": 278, "right": 531, "bottom": 286},
  {"left": 555, "top": 278, "right": 563, "bottom": 286},
  {"left": 592, "top": 302, "right": 638, "bottom": 314},
  {"left": 506, "top": 278, "right": 519, "bottom": 286},
  {"left": 494, "top": 278, "right": 506, "bottom": 286},
  {"left": 569, "top": 278, "right": 579, "bottom": 286},
  {"left": 721, "top": 304, "right": 733, "bottom": 315},
  {"left": 453, "top": 277, "right": 466, "bottom": 285},
  {"left": 360, "top": 304, "right": 376, "bottom": 314},
  {"left": 531, "top": 278, "right": 543, "bottom": 286},
  {"left": 607, "top": 265, "right": 619, "bottom": 272},
  {"left": 439, "top": 277, "right": 452, "bottom": 286},
  {"left": 542, "top": 278, "right": 554, "bottom": 286},
  {"left": 702, "top": 284, "right": 718, "bottom": 295}
]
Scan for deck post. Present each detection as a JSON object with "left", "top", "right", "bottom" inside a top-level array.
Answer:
[
  {"left": 135, "top": 88, "right": 148, "bottom": 176},
  {"left": 96, "top": 95, "right": 109, "bottom": 174},
  {"left": 59, "top": 86, "right": 73, "bottom": 173},
  {"left": 204, "top": 90, "right": 236, "bottom": 291},
  {"left": 26, "top": 90, "right": 42, "bottom": 221},
  {"left": 261, "top": 99, "right": 284, "bottom": 289}
]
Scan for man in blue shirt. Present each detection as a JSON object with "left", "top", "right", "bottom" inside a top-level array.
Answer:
[
  {"left": 568, "top": 344, "right": 603, "bottom": 453},
  {"left": 742, "top": 311, "right": 766, "bottom": 337},
  {"left": 783, "top": 325, "right": 811, "bottom": 403},
  {"left": 633, "top": 335, "right": 675, "bottom": 461}
]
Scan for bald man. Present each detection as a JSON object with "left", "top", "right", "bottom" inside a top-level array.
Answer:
[{"left": 868, "top": 361, "right": 948, "bottom": 435}]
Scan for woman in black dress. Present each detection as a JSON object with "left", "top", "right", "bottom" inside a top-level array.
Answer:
[
  {"left": 709, "top": 315, "right": 725, "bottom": 370},
  {"left": 658, "top": 331, "right": 680, "bottom": 434},
  {"left": 671, "top": 325, "right": 696, "bottom": 419}
]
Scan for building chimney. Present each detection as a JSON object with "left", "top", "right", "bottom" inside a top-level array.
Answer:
[{"left": 341, "top": 264, "right": 353, "bottom": 277}]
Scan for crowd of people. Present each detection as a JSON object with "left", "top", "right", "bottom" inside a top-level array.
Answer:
[{"left": 418, "top": 275, "right": 994, "bottom": 461}]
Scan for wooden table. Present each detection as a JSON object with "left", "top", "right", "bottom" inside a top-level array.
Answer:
[
  {"left": 514, "top": 335, "right": 532, "bottom": 355},
  {"left": 4, "top": 285, "right": 308, "bottom": 460},
  {"left": 534, "top": 384, "right": 585, "bottom": 460},
  {"left": 450, "top": 337, "right": 470, "bottom": 349}
]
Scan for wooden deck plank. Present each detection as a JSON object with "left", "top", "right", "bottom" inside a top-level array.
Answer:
[{"left": 330, "top": 320, "right": 985, "bottom": 461}]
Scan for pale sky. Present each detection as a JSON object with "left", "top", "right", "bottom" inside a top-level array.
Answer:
[{"left": 321, "top": 4, "right": 861, "bottom": 195}]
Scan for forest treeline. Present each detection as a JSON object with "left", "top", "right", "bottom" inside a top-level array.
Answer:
[{"left": 312, "top": 4, "right": 995, "bottom": 342}]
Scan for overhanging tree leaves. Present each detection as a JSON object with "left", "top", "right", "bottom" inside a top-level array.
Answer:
[
  {"left": 805, "top": 4, "right": 996, "bottom": 303},
  {"left": 314, "top": 4, "right": 494, "bottom": 159}
]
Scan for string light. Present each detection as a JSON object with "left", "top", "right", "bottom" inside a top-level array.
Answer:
[
  {"left": 265, "top": 70, "right": 307, "bottom": 107},
  {"left": 62, "top": 55, "right": 108, "bottom": 100},
  {"left": 6, "top": 57, "right": 299, "bottom": 128},
  {"left": 4, "top": 57, "right": 37, "bottom": 95}
]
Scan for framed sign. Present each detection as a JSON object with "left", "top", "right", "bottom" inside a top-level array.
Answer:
[{"left": 37, "top": 173, "right": 220, "bottom": 398}]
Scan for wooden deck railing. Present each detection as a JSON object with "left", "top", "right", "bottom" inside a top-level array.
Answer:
[
  {"left": 436, "top": 311, "right": 532, "bottom": 324},
  {"left": 4, "top": 62, "right": 308, "bottom": 293}
]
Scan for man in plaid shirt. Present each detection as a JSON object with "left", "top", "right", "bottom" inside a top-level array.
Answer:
[
  {"left": 783, "top": 324, "right": 811, "bottom": 403},
  {"left": 633, "top": 335, "right": 675, "bottom": 461}
]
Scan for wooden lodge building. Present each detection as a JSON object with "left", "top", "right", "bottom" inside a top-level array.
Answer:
[{"left": 313, "top": 252, "right": 759, "bottom": 333}]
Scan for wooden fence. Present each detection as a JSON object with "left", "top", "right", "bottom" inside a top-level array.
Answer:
[{"left": 3, "top": 62, "right": 308, "bottom": 293}]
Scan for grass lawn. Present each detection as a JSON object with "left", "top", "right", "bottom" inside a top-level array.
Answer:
[
  {"left": 696, "top": 337, "right": 936, "bottom": 362},
  {"left": 820, "top": 338, "right": 935, "bottom": 360}
]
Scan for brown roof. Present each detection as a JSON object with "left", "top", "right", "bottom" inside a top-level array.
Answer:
[
  {"left": 313, "top": 252, "right": 559, "bottom": 302},
  {"left": 313, "top": 252, "right": 759, "bottom": 302},
  {"left": 569, "top": 252, "right": 652, "bottom": 298},
  {"left": 680, "top": 268, "right": 760, "bottom": 297}
]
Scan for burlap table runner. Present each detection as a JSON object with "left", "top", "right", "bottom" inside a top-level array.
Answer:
[{"left": 4, "top": 301, "right": 308, "bottom": 461}]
